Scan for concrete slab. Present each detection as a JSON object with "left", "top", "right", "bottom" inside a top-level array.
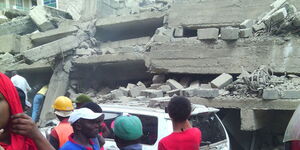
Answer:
[
  {"left": 0, "top": 16, "right": 37, "bottom": 36},
  {"left": 166, "top": 79, "right": 184, "bottom": 90},
  {"left": 147, "top": 36, "right": 300, "bottom": 74},
  {"left": 23, "top": 35, "right": 87, "bottom": 63},
  {"left": 29, "top": 6, "right": 72, "bottom": 32},
  {"left": 30, "top": 26, "right": 78, "bottom": 46},
  {"left": 95, "top": 12, "right": 164, "bottom": 42},
  {"left": 211, "top": 73, "right": 233, "bottom": 89},
  {"left": 74, "top": 53, "right": 144, "bottom": 65},
  {"left": 168, "top": 0, "right": 275, "bottom": 28}
]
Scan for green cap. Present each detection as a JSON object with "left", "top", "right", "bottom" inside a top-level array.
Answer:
[
  {"left": 113, "top": 115, "right": 143, "bottom": 140},
  {"left": 73, "top": 94, "right": 93, "bottom": 103}
]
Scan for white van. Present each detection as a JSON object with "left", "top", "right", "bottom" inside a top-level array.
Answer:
[{"left": 102, "top": 104, "right": 230, "bottom": 150}]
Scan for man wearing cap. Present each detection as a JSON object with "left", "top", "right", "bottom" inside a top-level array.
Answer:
[
  {"left": 113, "top": 115, "right": 143, "bottom": 150},
  {"left": 73, "top": 94, "right": 93, "bottom": 109},
  {"left": 49, "top": 96, "right": 74, "bottom": 150},
  {"left": 60, "top": 108, "right": 104, "bottom": 150}
]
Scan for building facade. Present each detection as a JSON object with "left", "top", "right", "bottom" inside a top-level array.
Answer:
[{"left": 0, "top": 0, "right": 32, "bottom": 11}]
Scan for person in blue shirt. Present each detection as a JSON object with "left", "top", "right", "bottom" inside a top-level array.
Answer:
[{"left": 60, "top": 108, "right": 104, "bottom": 150}]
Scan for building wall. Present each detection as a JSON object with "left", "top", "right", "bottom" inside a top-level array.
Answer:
[{"left": 0, "top": 0, "right": 32, "bottom": 11}]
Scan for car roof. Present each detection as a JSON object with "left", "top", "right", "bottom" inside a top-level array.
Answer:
[{"left": 100, "top": 103, "right": 219, "bottom": 117}]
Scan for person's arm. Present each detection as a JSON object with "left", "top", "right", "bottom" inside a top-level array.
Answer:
[{"left": 11, "top": 113, "right": 55, "bottom": 150}]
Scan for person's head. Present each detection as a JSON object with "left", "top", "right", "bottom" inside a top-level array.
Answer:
[
  {"left": 52, "top": 96, "right": 74, "bottom": 121},
  {"left": 0, "top": 73, "right": 24, "bottom": 142},
  {"left": 73, "top": 94, "right": 93, "bottom": 109},
  {"left": 81, "top": 102, "right": 102, "bottom": 113},
  {"left": 168, "top": 96, "right": 192, "bottom": 123},
  {"left": 113, "top": 115, "right": 143, "bottom": 148},
  {"left": 69, "top": 108, "right": 103, "bottom": 138}
]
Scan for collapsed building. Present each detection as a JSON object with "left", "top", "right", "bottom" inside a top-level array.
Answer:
[{"left": 1, "top": 0, "right": 300, "bottom": 149}]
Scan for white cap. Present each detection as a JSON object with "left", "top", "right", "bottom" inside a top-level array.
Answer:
[{"left": 68, "top": 108, "right": 103, "bottom": 124}]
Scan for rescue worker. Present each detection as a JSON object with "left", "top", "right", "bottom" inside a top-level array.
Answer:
[
  {"left": 158, "top": 96, "right": 202, "bottom": 150},
  {"left": 60, "top": 108, "right": 103, "bottom": 150},
  {"left": 49, "top": 96, "right": 74, "bottom": 150},
  {"left": 113, "top": 115, "right": 143, "bottom": 150},
  {"left": 73, "top": 94, "right": 93, "bottom": 109},
  {"left": 31, "top": 85, "right": 48, "bottom": 122},
  {"left": 0, "top": 72, "right": 54, "bottom": 150}
]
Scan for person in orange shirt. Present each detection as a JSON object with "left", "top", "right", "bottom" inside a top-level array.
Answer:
[{"left": 49, "top": 96, "right": 74, "bottom": 150}]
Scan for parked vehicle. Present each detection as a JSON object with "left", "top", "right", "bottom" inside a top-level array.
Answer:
[{"left": 102, "top": 104, "right": 230, "bottom": 150}]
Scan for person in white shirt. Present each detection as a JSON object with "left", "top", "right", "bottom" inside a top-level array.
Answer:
[{"left": 10, "top": 71, "right": 32, "bottom": 108}]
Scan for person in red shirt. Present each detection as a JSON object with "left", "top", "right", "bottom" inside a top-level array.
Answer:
[{"left": 158, "top": 96, "right": 202, "bottom": 150}]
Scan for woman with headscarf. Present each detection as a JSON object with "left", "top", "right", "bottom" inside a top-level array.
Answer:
[{"left": 0, "top": 72, "right": 54, "bottom": 150}]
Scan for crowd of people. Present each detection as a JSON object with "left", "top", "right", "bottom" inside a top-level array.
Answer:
[{"left": 0, "top": 72, "right": 203, "bottom": 150}]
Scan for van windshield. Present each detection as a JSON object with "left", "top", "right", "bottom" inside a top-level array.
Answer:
[{"left": 189, "top": 112, "right": 227, "bottom": 146}]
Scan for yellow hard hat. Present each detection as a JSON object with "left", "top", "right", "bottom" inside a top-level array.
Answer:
[{"left": 52, "top": 96, "right": 74, "bottom": 111}]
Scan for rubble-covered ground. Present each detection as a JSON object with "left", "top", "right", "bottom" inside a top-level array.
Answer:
[{"left": 2, "top": 0, "right": 300, "bottom": 149}]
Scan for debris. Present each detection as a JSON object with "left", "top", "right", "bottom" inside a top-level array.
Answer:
[
  {"left": 262, "top": 88, "right": 280, "bottom": 100},
  {"left": 152, "top": 74, "right": 166, "bottom": 84},
  {"left": 252, "top": 23, "right": 266, "bottom": 32},
  {"left": 0, "top": 16, "right": 37, "bottom": 36},
  {"left": 140, "top": 89, "right": 163, "bottom": 98},
  {"left": 158, "top": 85, "right": 172, "bottom": 92},
  {"left": 239, "top": 28, "right": 253, "bottom": 38},
  {"left": 240, "top": 19, "right": 254, "bottom": 29},
  {"left": 196, "top": 88, "right": 219, "bottom": 98},
  {"left": 166, "top": 89, "right": 180, "bottom": 97},
  {"left": 211, "top": 73, "right": 233, "bottom": 89},
  {"left": 180, "top": 88, "right": 196, "bottom": 97},
  {"left": 166, "top": 79, "right": 184, "bottom": 90},
  {"left": 189, "top": 81, "right": 200, "bottom": 88},
  {"left": 292, "top": 12, "right": 300, "bottom": 27},
  {"left": 174, "top": 27, "right": 184, "bottom": 37},
  {"left": 197, "top": 28, "right": 219, "bottom": 40},
  {"left": 221, "top": 27, "right": 239, "bottom": 40},
  {"left": 179, "top": 77, "right": 191, "bottom": 88},
  {"left": 29, "top": 6, "right": 72, "bottom": 32},
  {"left": 281, "top": 90, "right": 300, "bottom": 99}
]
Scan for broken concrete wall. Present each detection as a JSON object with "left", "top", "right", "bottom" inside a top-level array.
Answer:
[{"left": 146, "top": 36, "right": 300, "bottom": 74}]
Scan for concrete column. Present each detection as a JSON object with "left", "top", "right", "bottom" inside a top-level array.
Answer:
[{"left": 240, "top": 109, "right": 270, "bottom": 131}]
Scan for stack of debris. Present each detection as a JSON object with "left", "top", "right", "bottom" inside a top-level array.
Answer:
[{"left": 252, "top": 0, "right": 300, "bottom": 35}]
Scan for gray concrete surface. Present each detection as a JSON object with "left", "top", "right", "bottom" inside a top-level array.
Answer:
[{"left": 147, "top": 36, "right": 300, "bottom": 74}]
